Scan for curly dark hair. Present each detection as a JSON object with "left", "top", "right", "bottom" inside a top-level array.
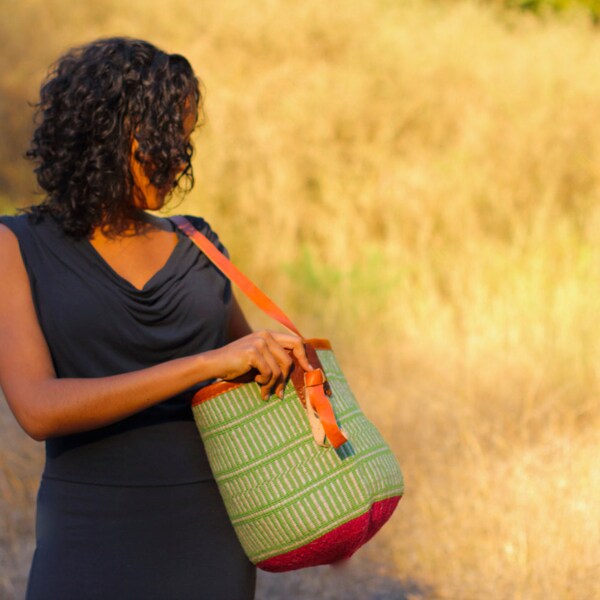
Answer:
[{"left": 25, "top": 37, "right": 202, "bottom": 238}]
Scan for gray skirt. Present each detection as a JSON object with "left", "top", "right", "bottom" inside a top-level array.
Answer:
[{"left": 26, "top": 476, "right": 256, "bottom": 600}]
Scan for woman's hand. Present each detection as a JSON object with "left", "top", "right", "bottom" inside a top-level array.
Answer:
[{"left": 206, "top": 331, "right": 312, "bottom": 400}]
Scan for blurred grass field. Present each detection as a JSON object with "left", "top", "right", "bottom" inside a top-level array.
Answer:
[{"left": 2, "top": 0, "right": 600, "bottom": 598}]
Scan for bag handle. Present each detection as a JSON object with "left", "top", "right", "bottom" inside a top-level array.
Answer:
[
  {"left": 171, "top": 215, "right": 348, "bottom": 449},
  {"left": 170, "top": 215, "right": 303, "bottom": 338}
]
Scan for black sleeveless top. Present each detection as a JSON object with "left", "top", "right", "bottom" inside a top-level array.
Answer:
[{"left": 0, "top": 212, "right": 232, "bottom": 485}]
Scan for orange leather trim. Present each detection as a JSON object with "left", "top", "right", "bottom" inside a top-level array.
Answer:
[
  {"left": 192, "top": 378, "right": 246, "bottom": 405},
  {"left": 192, "top": 339, "right": 333, "bottom": 406},
  {"left": 305, "top": 339, "right": 332, "bottom": 351}
]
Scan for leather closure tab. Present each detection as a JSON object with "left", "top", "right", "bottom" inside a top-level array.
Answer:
[
  {"left": 305, "top": 369, "right": 325, "bottom": 387},
  {"left": 289, "top": 341, "right": 327, "bottom": 409},
  {"left": 304, "top": 369, "right": 349, "bottom": 449}
]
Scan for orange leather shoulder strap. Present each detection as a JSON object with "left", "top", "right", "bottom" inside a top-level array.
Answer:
[
  {"left": 170, "top": 215, "right": 303, "bottom": 338},
  {"left": 174, "top": 216, "right": 349, "bottom": 449}
]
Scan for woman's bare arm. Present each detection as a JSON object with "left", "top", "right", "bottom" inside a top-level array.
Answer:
[{"left": 0, "top": 225, "right": 310, "bottom": 441}]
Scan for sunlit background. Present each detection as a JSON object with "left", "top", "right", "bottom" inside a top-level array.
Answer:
[{"left": 2, "top": 1, "right": 600, "bottom": 598}]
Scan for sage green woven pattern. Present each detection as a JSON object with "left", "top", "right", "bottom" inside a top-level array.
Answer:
[{"left": 192, "top": 348, "right": 404, "bottom": 563}]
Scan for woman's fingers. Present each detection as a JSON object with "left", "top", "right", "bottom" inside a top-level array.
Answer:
[
  {"left": 290, "top": 343, "right": 312, "bottom": 373},
  {"left": 217, "top": 330, "right": 312, "bottom": 400},
  {"left": 271, "top": 332, "right": 312, "bottom": 373},
  {"left": 252, "top": 338, "right": 282, "bottom": 400},
  {"left": 270, "top": 345, "right": 293, "bottom": 400},
  {"left": 254, "top": 332, "right": 292, "bottom": 399},
  {"left": 249, "top": 331, "right": 310, "bottom": 400}
]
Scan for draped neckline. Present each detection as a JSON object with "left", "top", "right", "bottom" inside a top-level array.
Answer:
[{"left": 81, "top": 219, "right": 186, "bottom": 293}]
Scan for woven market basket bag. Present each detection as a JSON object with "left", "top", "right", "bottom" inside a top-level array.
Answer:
[{"left": 173, "top": 216, "right": 404, "bottom": 572}]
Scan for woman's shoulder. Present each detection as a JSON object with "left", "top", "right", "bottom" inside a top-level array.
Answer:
[
  {"left": 0, "top": 212, "right": 31, "bottom": 234},
  {"left": 169, "top": 214, "right": 228, "bottom": 253},
  {"left": 0, "top": 214, "right": 40, "bottom": 256},
  {"left": 176, "top": 214, "right": 213, "bottom": 234},
  {"left": 0, "top": 215, "right": 29, "bottom": 272},
  {"left": 0, "top": 211, "right": 59, "bottom": 239},
  {"left": 0, "top": 216, "right": 19, "bottom": 243},
  {"left": 0, "top": 211, "right": 72, "bottom": 274}
]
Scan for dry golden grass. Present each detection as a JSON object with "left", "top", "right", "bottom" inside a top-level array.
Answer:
[{"left": 2, "top": 1, "right": 600, "bottom": 598}]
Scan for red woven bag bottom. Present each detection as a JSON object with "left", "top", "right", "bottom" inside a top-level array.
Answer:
[{"left": 256, "top": 495, "right": 402, "bottom": 572}]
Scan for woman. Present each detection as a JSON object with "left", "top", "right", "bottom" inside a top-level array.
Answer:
[{"left": 0, "top": 37, "right": 309, "bottom": 599}]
